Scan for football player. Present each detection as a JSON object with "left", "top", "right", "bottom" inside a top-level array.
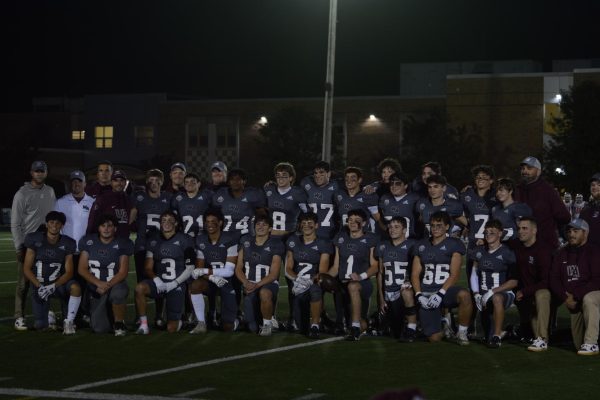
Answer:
[
  {"left": 300, "top": 161, "right": 339, "bottom": 240},
  {"left": 171, "top": 173, "right": 214, "bottom": 238},
  {"left": 335, "top": 167, "right": 381, "bottom": 234},
  {"left": 378, "top": 172, "right": 420, "bottom": 238},
  {"left": 376, "top": 216, "right": 418, "bottom": 341},
  {"left": 78, "top": 214, "right": 134, "bottom": 335},
  {"left": 416, "top": 175, "right": 467, "bottom": 238},
  {"left": 470, "top": 219, "right": 518, "bottom": 348},
  {"left": 264, "top": 162, "right": 308, "bottom": 236},
  {"left": 411, "top": 211, "right": 473, "bottom": 344},
  {"left": 189, "top": 208, "right": 239, "bottom": 333},
  {"left": 285, "top": 212, "right": 333, "bottom": 338},
  {"left": 362, "top": 157, "right": 403, "bottom": 197},
  {"left": 165, "top": 162, "right": 186, "bottom": 193},
  {"left": 236, "top": 214, "right": 285, "bottom": 336},
  {"left": 328, "top": 209, "right": 379, "bottom": 341},
  {"left": 22, "top": 211, "right": 81, "bottom": 334},
  {"left": 411, "top": 161, "right": 459, "bottom": 200},
  {"left": 491, "top": 178, "right": 532, "bottom": 242},
  {"left": 134, "top": 211, "right": 195, "bottom": 334}
]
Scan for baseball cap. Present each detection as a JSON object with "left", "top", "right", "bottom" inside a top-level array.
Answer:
[
  {"left": 170, "top": 162, "right": 187, "bottom": 173},
  {"left": 31, "top": 160, "right": 47, "bottom": 172},
  {"left": 589, "top": 173, "right": 600, "bottom": 183},
  {"left": 69, "top": 170, "right": 86, "bottom": 182},
  {"left": 568, "top": 218, "right": 589, "bottom": 231},
  {"left": 45, "top": 211, "right": 66, "bottom": 225},
  {"left": 520, "top": 156, "right": 541, "bottom": 170},
  {"left": 211, "top": 161, "right": 227, "bottom": 173},
  {"left": 111, "top": 170, "right": 127, "bottom": 180}
]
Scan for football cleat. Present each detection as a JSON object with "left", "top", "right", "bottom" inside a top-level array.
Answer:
[
  {"left": 488, "top": 335, "right": 502, "bottom": 349},
  {"left": 441, "top": 317, "right": 455, "bottom": 340},
  {"left": 345, "top": 326, "right": 361, "bottom": 341},
  {"left": 259, "top": 323, "right": 272, "bottom": 337},
  {"left": 48, "top": 311, "right": 57, "bottom": 331},
  {"left": 308, "top": 325, "right": 320, "bottom": 339},
  {"left": 136, "top": 325, "right": 150, "bottom": 335},
  {"left": 527, "top": 337, "right": 548, "bottom": 352},
  {"left": 189, "top": 321, "right": 207, "bottom": 334},
  {"left": 577, "top": 343, "right": 599, "bottom": 356},
  {"left": 270, "top": 317, "right": 279, "bottom": 330},
  {"left": 14, "top": 317, "right": 27, "bottom": 331},
  {"left": 62, "top": 319, "right": 76, "bottom": 335},
  {"left": 114, "top": 321, "right": 127, "bottom": 337},
  {"left": 334, "top": 323, "right": 346, "bottom": 336},
  {"left": 399, "top": 328, "right": 417, "bottom": 343},
  {"left": 456, "top": 330, "right": 470, "bottom": 346}
]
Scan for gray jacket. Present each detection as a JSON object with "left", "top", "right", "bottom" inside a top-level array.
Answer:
[{"left": 11, "top": 182, "right": 56, "bottom": 250}]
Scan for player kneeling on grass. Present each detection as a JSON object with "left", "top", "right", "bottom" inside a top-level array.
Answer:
[
  {"left": 376, "top": 216, "right": 418, "bottom": 341},
  {"left": 328, "top": 209, "right": 379, "bottom": 341},
  {"left": 189, "top": 208, "right": 239, "bottom": 333},
  {"left": 78, "top": 214, "right": 133, "bottom": 336},
  {"left": 235, "top": 214, "right": 285, "bottom": 336},
  {"left": 285, "top": 212, "right": 333, "bottom": 339},
  {"left": 22, "top": 211, "right": 81, "bottom": 334},
  {"left": 469, "top": 219, "right": 518, "bottom": 348},
  {"left": 411, "top": 211, "right": 473, "bottom": 345},
  {"left": 135, "top": 211, "right": 195, "bottom": 334}
]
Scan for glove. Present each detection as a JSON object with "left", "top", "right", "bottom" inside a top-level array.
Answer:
[
  {"left": 482, "top": 290, "right": 495, "bottom": 306},
  {"left": 427, "top": 292, "right": 443, "bottom": 309},
  {"left": 153, "top": 277, "right": 167, "bottom": 294},
  {"left": 209, "top": 275, "right": 228, "bottom": 288},
  {"left": 474, "top": 293, "right": 483, "bottom": 311},
  {"left": 416, "top": 293, "right": 430, "bottom": 309},
  {"left": 165, "top": 281, "right": 178, "bottom": 293},
  {"left": 38, "top": 285, "right": 50, "bottom": 301},
  {"left": 192, "top": 268, "right": 206, "bottom": 280},
  {"left": 292, "top": 276, "right": 312, "bottom": 296}
]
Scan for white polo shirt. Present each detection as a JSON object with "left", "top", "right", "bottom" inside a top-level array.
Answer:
[{"left": 55, "top": 193, "right": 95, "bottom": 251}]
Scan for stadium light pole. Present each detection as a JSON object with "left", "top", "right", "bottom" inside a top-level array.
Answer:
[{"left": 321, "top": 0, "right": 338, "bottom": 163}]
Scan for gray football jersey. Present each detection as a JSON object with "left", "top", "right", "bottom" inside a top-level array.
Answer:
[
  {"left": 414, "top": 236, "right": 465, "bottom": 292},
  {"left": 24, "top": 232, "right": 76, "bottom": 284},
  {"left": 78, "top": 234, "right": 134, "bottom": 282},
  {"left": 212, "top": 186, "right": 266, "bottom": 235},
  {"left": 146, "top": 232, "right": 194, "bottom": 282},
  {"left": 171, "top": 189, "right": 214, "bottom": 237},
  {"left": 240, "top": 235, "right": 285, "bottom": 282}
]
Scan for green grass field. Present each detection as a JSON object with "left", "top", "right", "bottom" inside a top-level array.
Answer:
[{"left": 0, "top": 231, "right": 598, "bottom": 400}]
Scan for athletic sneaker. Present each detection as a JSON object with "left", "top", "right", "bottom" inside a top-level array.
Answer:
[
  {"left": 527, "top": 337, "right": 548, "bottom": 352},
  {"left": 488, "top": 335, "right": 502, "bottom": 348},
  {"left": 62, "top": 319, "right": 76, "bottom": 335},
  {"left": 442, "top": 318, "right": 455, "bottom": 340},
  {"left": 309, "top": 325, "right": 320, "bottom": 339},
  {"left": 399, "top": 328, "right": 417, "bottom": 343},
  {"left": 259, "top": 323, "right": 273, "bottom": 337},
  {"left": 14, "top": 317, "right": 27, "bottom": 331},
  {"left": 270, "top": 317, "right": 279, "bottom": 330},
  {"left": 577, "top": 343, "right": 599, "bottom": 356},
  {"left": 189, "top": 321, "right": 207, "bottom": 334},
  {"left": 456, "top": 330, "right": 470, "bottom": 346},
  {"left": 136, "top": 325, "right": 150, "bottom": 335},
  {"left": 48, "top": 311, "right": 57, "bottom": 331},
  {"left": 114, "top": 321, "right": 127, "bottom": 337},
  {"left": 345, "top": 326, "right": 361, "bottom": 341}
]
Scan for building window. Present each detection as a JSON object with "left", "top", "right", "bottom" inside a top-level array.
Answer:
[
  {"left": 95, "top": 126, "right": 113, "bottom": 148},
  {"left": 134, "top": 126, "right": 154, "bottom": 147},
  {"left": 72, "top": 130, "right": 85, "bottom": 140},
  {"left": 189, "top": 128, "right": 208, "bottom": 148},
  {"left": 216, "top": 123, "right": 236, "bottom": 148}
]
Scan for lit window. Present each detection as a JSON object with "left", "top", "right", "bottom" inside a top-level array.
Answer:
[
  {"left": 134, "top": 126, "right": 154, "bottom": 147},
  {"left": 72, "top": 130, "right": 85, "bottom": 140},
  {"left": 95, "top": 126, "right": 114, "bottom": 148}
]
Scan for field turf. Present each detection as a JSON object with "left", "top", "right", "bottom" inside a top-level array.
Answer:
[{"left": 0, "top": 231, "right": 598, "bottom": 400}]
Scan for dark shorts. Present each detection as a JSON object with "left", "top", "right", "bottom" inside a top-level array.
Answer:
[
  {"left": 243, "top": 281, "right": 279, "bottom": 331},
  {"left": 485, "top": 290, "right": 515, "bottom": 310},
  {"left": 31, "top": 280, "right": 76, "bottom": 330},
  {"left": 208, "top": 279, "right": 238, "bottom": 324},
  {"left": 344, "top": 279, "right": 373, "bottom": 320},
  {"left": 419, "top": 286, "right": 464, "bottom": 337},
  {"left": 144, "top": 279, "right": 186, "bottom": 321},
  {"left": 89, "top": 280, "right": 129, "bottom": 334}
]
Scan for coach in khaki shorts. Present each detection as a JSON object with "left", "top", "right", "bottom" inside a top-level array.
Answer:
[{"left": 550, "top": 218, "right": 600, "bottom": 355}]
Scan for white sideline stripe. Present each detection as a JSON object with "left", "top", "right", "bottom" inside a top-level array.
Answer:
[
  {"left": 291, "top": 394, "right": 326, "bottom": 400},
  {"left": 0, "top": 388, "right": 195, "bottom": 400},
  {"left": 174, "top": 387, "right": 215, "bottom": 397},
  {"left": 0, "top": 260, "right": 14, "bottom": 264},
  {"left": 0, "top": 280, "right": 17, "bottom": 284},
  {"left": 64, "top": 336, "right": 344, "bottom": 391}
]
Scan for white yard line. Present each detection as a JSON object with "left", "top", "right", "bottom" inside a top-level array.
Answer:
[
  {"left": 291, "top": 394, "right": 326, "bottom": 400},
  {"left": 174, "top": 387, "right": 215, "bottom": 397},
  {"left": 0, "top": 388, "right": 195, "bottom": 400},
  {"left": 65, "top": 336, "right": 344, "bottom": 391},
  {"left": 0, "top": 281, "right": 16, "bottom": 284}
]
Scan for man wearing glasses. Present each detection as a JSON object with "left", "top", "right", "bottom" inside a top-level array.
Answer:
[{"left": 378, "top": 172, "right": 420, "bottom": 239}]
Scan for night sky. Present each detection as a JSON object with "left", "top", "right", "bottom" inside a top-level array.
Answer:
[{"left": 3, "top": 0, "right": 599, "bottom": 112}]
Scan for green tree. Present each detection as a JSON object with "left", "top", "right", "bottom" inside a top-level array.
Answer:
[{"left": 544, "top": 81, "right": 600, "bottom": 195}]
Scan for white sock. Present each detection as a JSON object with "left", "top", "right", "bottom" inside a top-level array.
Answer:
[
  {"left": 67, "top": 296, "right": 81, "bottom": 322},
  {"left": 191, "top": 294, "right": 206, "bottom": 322},
  {"left": 263, "top": 319, "right": 272, "bottom": 326},
  {"left": 139, "top": 315, "right": 148, "bottom": 327},
  {"left": 458, "top": 325, "right": 468, "bottom": 333},
  {"left": 311, "top": 323, "right": 319, "bottom": 329},
  {"left": 351, "top": 321, "right": 360, "bottom": 328},
  {"left": 407, "top": 323, "right": 417, "bottom": 330}
]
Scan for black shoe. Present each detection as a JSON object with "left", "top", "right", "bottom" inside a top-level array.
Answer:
[
  {"left": 309, "top": 325, "right": 320, "bottom": 339},
  {"left": 334, "top": 324, "right": 346, "bottom": 336},
  {"left": 488, "top": 335, "right": 502, "bottom": 348},
  {"left": 345, "top": 326, "right": 361, "bottom": 341},
  {"left": 399, "top": 328, "right": 417, "bottom": 343}
]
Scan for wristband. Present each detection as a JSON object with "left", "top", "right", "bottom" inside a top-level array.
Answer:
[
  {"left": 438, "top": 288, "right": 446, "bottom": 296},
  {"left": 359, "top": 272, "right": 368, "bottom": 280},
  {"left": 415, "top": 291, "right": 423, "bottom": 299}
]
